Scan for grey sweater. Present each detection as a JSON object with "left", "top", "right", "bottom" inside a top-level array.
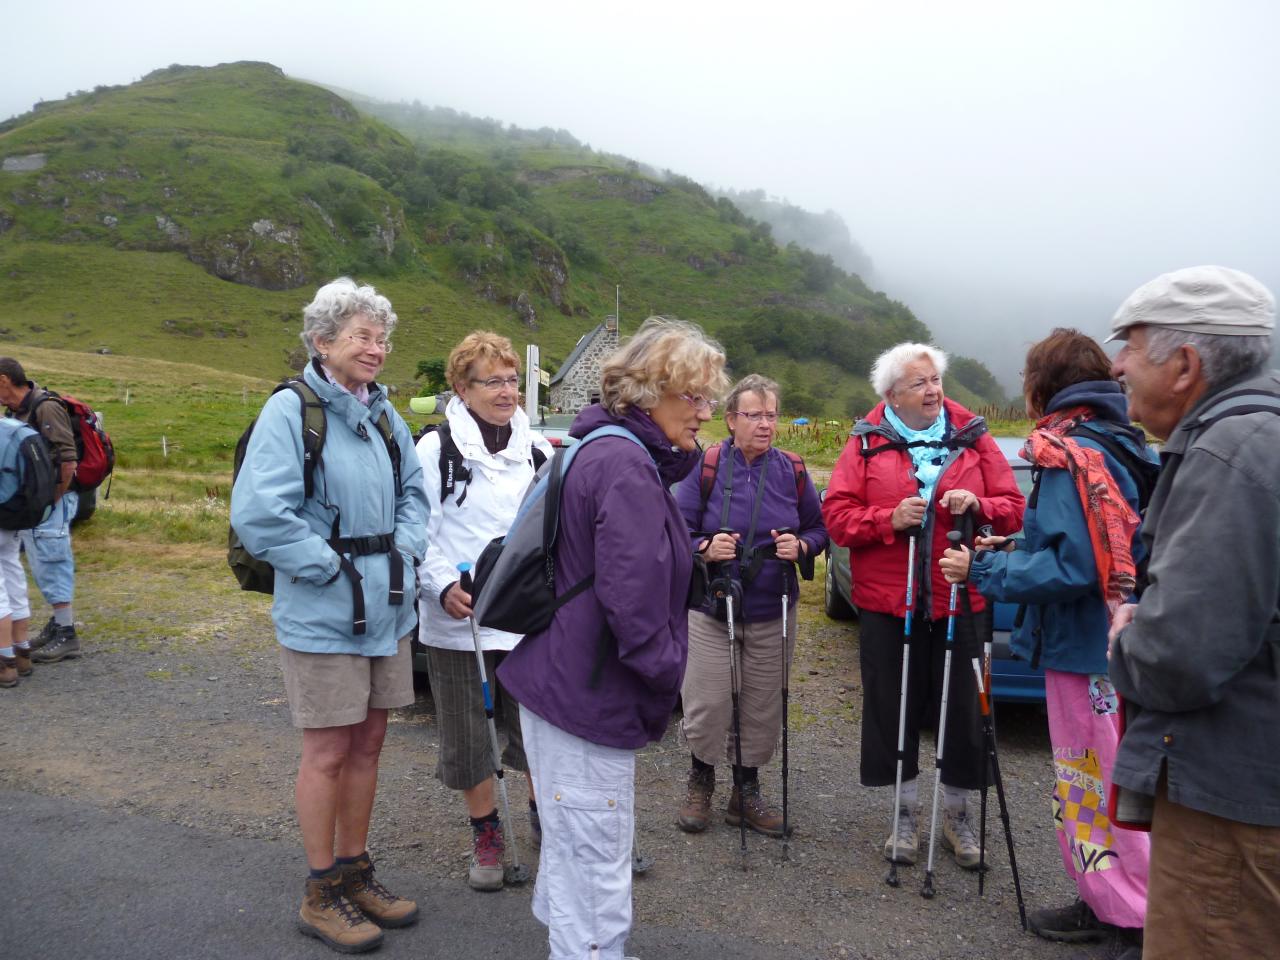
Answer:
[{"left": 1110, "top": 369, "right": 1280, "bottom": 826}]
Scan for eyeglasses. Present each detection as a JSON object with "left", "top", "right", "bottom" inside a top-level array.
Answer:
[
  {"left": 471, "top": 375, "right": 521, "bottom": 391},
  {"left": 732, "top": 411, "right": 779, "bottom": 423},
  {"left": 679, "top": 393, "right": 720, "bottom": 413},
  {"left": 344, "top": 332, "right": 393, "bottom": 353}
]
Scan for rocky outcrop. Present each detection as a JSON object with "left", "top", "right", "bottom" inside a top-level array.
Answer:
[
  {"left": 532, "top": 243, "right": 570, "bottom": 312},
  {"left": 595, "top": 174, "right": 664, "bottom": 204},
  {"left": 2, "top": 154, "right": 47, "bottom": 172}
]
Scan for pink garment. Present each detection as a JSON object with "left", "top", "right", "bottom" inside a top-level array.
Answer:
[{"left": 1045, "top": 669, "right": 1149, "bottom": 930}]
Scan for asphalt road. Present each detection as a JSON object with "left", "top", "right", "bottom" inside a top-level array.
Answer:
[{"left": 2, "top": 788, "right": 810, "bottom": 960}]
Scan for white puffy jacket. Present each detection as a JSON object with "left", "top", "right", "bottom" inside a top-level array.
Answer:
[{"left": 415, "top": 398, "right": 553, "bottom": 652}]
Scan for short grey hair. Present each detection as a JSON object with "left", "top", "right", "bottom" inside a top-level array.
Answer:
[
  {"left": 870, "top": 342, "right": 949, "bottom": 399},
  {"left": 599, "top": 316, "right": 728, "bottom": 416},
  {"left": 725, "top": 374, "right": 781, "bottom": 414},
  {"left": 1142, "top": 328, "right": 1271, "bottom": 391},
  {"left": 300, "top": 277, "right": 398, "bottom": 357}
]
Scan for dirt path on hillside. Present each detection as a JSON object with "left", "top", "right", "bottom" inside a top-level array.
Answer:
[{"left": 0, "top": 563, "right": 1077, "bottom": 960}]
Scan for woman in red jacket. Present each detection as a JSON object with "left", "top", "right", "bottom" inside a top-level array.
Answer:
[{"left": 822, "top": 342, "right": 1023, "bottom": 870}]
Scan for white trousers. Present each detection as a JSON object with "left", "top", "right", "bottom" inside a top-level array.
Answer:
[
  {"left": 521, "top": 704, "right": 636, "bottom": 960},
  {"left": 0, "top": 530, "right": 30, "bottom": 622}
]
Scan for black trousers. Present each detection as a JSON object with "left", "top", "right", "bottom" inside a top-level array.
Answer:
[{"left": 858, "top": 606, "right": 988, "bottom": 791}]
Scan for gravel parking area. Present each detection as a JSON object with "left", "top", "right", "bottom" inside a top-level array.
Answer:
[{"left": 0, "top": 562, "right": 1081, "bottom": 960}]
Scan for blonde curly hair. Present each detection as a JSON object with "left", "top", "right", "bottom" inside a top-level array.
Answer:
[{"left": 599, "top": 317, "right": 728, "bottom": 416}]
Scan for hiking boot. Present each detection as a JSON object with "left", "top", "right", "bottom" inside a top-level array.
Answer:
[
  {"left": 298, "top": 867, "right": 384, "bottom": 954},
  {"left": 0, "top": 656, "right": 16, "bottom": 688},
  {"left": 677, "top": 767, "right": 715, "bottom": 833},
  {"left": 31, "top": 626, "right": 79, "bottom": 663},
  {"left": 942, "top": 808, "right": 982, "bottom": 870},
  {"left": 1071, "top": 927, "right": 1142, "bottom": 960},
  {"left": 339, "top": 853, "right": 417, "bottom": 928},
  {"left": 28, "top": 616, "right": 58, "bottom": 651},
  {"left": 882, "top": 805, "right": 918, "bottom": 864},
  {"left": 14, "top": 648, "right": 32, "bottom": 677},
  {"left": 725, "top": 781, "right": 786, "bottom": 838},
  {"left": 468, "top": 819, "right": 505, "bottom": 891},
  {"left": 1028, "top": 897, "right": 1110, "bottom": 943}
]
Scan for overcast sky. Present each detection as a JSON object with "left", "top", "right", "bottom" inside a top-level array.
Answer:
[{"left": 6, "top": 0, "right": 1278, "bottom": 387}]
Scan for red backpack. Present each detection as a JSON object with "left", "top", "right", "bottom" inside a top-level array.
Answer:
[
  {"left": 697, "top": 440, "right": 808, "bottom": 513},
  {"left": 34, "top": 391, "right": 116, "bottom": 492}
]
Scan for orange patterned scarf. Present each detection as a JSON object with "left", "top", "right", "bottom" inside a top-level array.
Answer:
[{"left": 1022, "top": 406, "right": 1140, "bottom": 620}]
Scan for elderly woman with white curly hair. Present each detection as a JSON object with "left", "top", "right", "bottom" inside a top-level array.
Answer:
[
  {"left": 232, "top": 277, "right": 430, "bottom": 954},
  {"left": 822, "top": 342, "right": 1024, "bottom": 872},
  {"left": 498, "top": 316, "right": 728, "bottom": 960}
]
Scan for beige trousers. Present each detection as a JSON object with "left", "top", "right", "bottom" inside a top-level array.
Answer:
[{"left": 680, "top": 606, "right": 798, "bottom": 768}]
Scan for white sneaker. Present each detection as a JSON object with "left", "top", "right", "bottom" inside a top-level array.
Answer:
[
  {"left": 942, "top": 808, "right": 981, "bottom": 869},
  {"left": 882, "top": 805, "right": 918, "bottom": 864}
]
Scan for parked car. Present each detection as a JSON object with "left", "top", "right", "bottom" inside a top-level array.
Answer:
[
  {"left": 822, "top": 436, "right": 1046, "bottom": 704},
  {"left": 532, "top": 412, "right": 579, "bottom": 450}
]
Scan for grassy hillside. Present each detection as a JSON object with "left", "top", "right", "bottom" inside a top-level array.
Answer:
[{"left": 1, "top": 62, "right": 1007, "bottom": 416}]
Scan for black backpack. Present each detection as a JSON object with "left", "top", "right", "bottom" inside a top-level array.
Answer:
[
  {"left": 415, "top": 421, "right": 547, "bottom": 506},
  {"left": 0, "top": 418, "right": 58, "bottom": 531},
  {"left": 228, "top": 379, "right": 400, "bottom": 595}
]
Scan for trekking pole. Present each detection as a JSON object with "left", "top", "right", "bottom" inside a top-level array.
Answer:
[
  {"left": 781, "top": 590, "right": 791, "bottom": 860},
  {"left": 921, "top": 529, "right": 964, "bottom": 899},
  {"left": 972, "top": 656, "right": 1027, "bottom": 929},
  {"left": 975, "top": 524, "right": 994, "bottom": 892},
  {"left": 774, "top": 525, "right": 796, "bottom": 861},
  {"left": 458, "top": 563, "right": 530, "bottom": 885},
  {"left": 886, "top": 524, "right": 923, "bottom": 888},
  {"left": 711, "top": 533, "right": 748, "bottom": 870}
]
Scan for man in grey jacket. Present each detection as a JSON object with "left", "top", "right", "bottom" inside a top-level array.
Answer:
[{"left": 1106, "top": 265, "right": 1280, "bottom": 958}]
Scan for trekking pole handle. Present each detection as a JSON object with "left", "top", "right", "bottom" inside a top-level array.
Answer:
[
  {"left": 947, "top": 530, "right": 963, "bottom": 547},
  {"left": 458, "top": 561, "right": 473, "bottom": 594}
]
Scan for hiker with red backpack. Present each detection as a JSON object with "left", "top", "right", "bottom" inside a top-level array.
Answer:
[
  {"left": 413, "top": 331, "right": 553, "bottom": 892},
  {"left": 673, "top": 374, "right": 827, "bottom": 839},
  {"left": 0, "top": 356, "right": 112, "bottom": 665}
]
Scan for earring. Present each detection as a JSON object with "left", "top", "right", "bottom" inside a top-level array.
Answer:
[{"left": 318, "top": 352, "right": 329, "bottom": 361}]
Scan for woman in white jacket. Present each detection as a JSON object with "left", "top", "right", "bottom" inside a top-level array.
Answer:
[{"left": 415, "top": 331, "right": 553, "bottom": 892}]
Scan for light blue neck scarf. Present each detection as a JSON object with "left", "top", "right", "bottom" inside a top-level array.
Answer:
[{"left": 883, "top": 404, "right": 949, "bottom": 503}]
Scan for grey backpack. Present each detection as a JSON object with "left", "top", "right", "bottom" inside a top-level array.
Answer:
[{"left": 470, "top": 425, "right": 652, "bottom": 635}]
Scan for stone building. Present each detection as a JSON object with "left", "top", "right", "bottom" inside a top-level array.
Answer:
[{"left": 548, "top": 315, "right": 619, "bottom": 413}]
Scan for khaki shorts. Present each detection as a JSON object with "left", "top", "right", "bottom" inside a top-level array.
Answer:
[{"left": 279, "top": 635, "right": 415, "bottom": 729}]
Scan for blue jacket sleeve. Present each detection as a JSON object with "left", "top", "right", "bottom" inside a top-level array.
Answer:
[
  {"left": 970, "top": 466, "right": 1098, "bottom": 604},
  {"left": 230, "top": 392, "right": 340, "bottom": 586},
  {"left": 390, "top": 413, "right": 429, "bottom": 565}
]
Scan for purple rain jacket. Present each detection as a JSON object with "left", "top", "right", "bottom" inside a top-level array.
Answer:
[
  {"left": 497, "top": 403, "right": 700, "bottom": 750},
  {"left": 675, "top": 441, "right": 828, "bottom": 622}
]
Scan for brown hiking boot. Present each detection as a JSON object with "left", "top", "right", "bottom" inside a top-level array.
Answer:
[
  {"left": 677, "top": 767, "right": 715, "bottom": 833},
  {"left": 340, "top": 854, "right": 418, "bottom": 928},
  {"left": 0, "top": 656, "right": 17, "bottom": 688},
  {"left": 725, "top": 781, "right": 787, "bottom": 838},
  {"left": 14, "top": 648, "right": 32, "bottom": 677},
  {"left": 298, "top": 867, "right": 384, "bottom": 954}
]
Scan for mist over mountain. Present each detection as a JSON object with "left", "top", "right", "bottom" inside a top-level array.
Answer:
[{"left": 0, "top": 62, "right": 1014, "bottom": 416}]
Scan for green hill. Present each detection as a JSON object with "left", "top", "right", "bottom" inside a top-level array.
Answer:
[{"left": 0, "top": 61, "right": 1007, "bottom": 416}]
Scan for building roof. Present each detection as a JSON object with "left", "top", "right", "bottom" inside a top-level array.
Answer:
[{"left": 549, "top": 323, "right": 605, "bottom": 386}]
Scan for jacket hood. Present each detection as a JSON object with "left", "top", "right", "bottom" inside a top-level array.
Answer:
[
  {"left": 1047, "top": 380, "right": 1130, "bottom": 423},
  {"left": 570, "top": 403, "right": 699, "bottom": 486}
]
